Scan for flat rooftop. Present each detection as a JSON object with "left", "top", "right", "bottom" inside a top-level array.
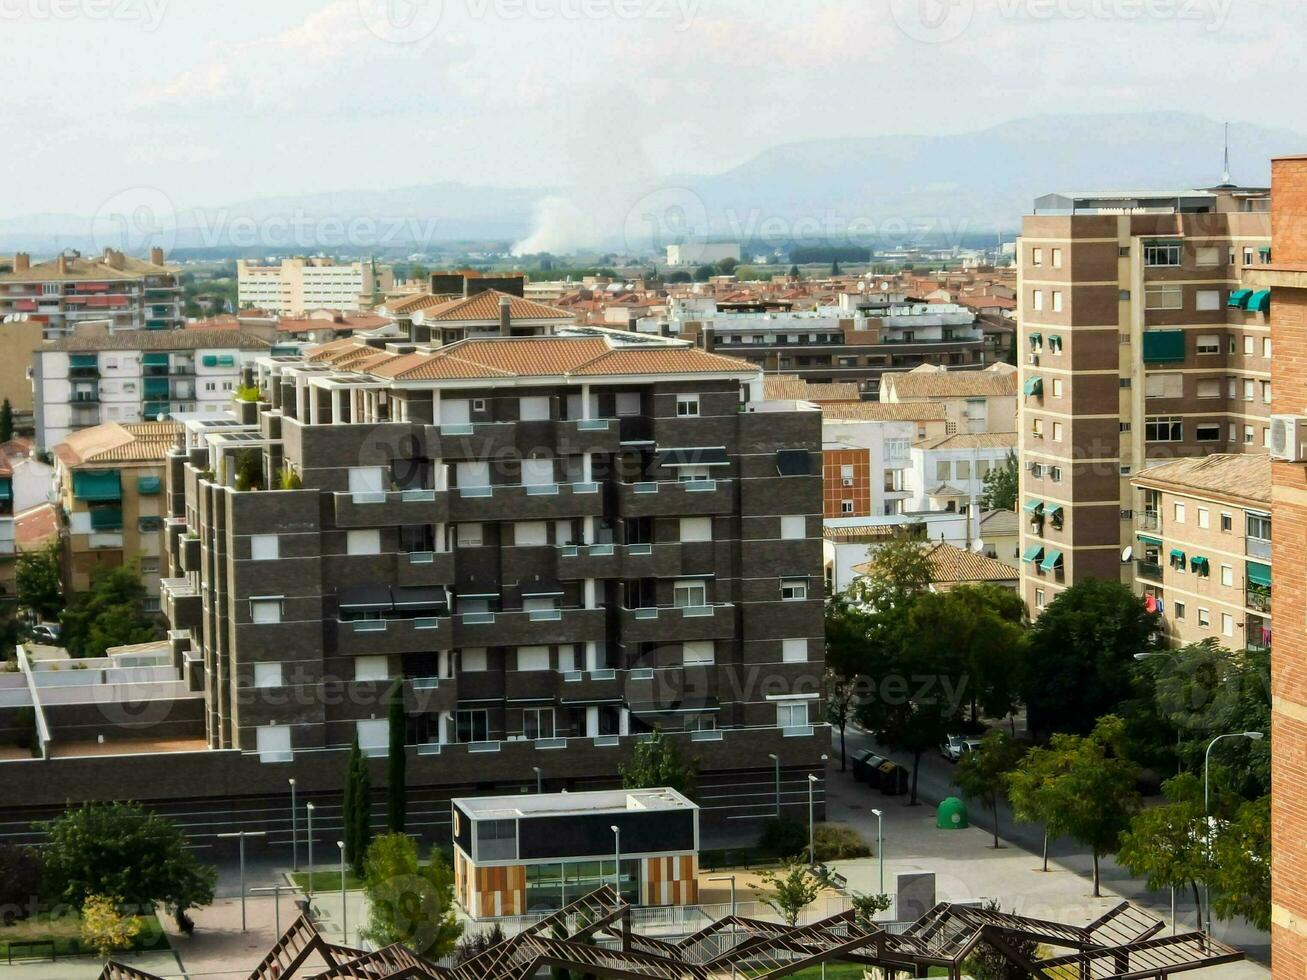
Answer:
[{"left": 454, "top": 787, "right": 696, "bottom": 821}]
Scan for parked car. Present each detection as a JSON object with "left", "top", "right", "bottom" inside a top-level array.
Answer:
[
  {"left": 28, "top": 623, "right": 60, "bottom": 645},
  {"left": 939, "top": 734, "right": 982, "bottom": 762}
]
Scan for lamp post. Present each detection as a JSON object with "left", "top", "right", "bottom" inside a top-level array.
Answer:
[
  {"left": 250, "top": 883, "right": 286, "bottom": 937},
  {"left": 306, "top": 802, "right": 316, "bottom": 903},
  {"left": 289, "top": 778, "right": 298, "bottom": 871},
  {"left": 807, "top": 774, "right": 819, "bottom": 864},
  {"left": 708, "top": 874, "right": 738, "bottom": 980},
  {"left": 870, "top": 808, "right": 884, "bottom": 897},
  {"left": 768, "top": 753, "right": 780, "bottom": 816},
  {"left": 1203, "top": 731, "right": 1264, "bottom": 933},
  {"left": 337, "top": 840, "right": 348, "bottom": 943},
  {"left": 532, "top": 766, "right": 542, "bottom": 794},
  {"left": 610, "top": 825, "right": 621, "bottom": 905},
  {"left": 216, "top": 830, "right": 266, "bottom": 932}
]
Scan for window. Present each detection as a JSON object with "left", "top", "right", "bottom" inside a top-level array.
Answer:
[
  {"left": 1221, "top": 564, "right": 1234, "bottom": 587},
  {"left": 1052, "top": 291, "right": 1063, "bottom": 313},
  {"left": 1052, "top": 422, "right": 1063, "bottom": 441},
  {"left": 251, "top": 598, "right": 283, "bottom": 624},
  {"left": 673, "top": 580, "right": 707, "bottom": 608},
  {"left": 841, "top": 500, "right": 854, "bottom": 514},
  {"left": 253, "top": 662, "right": 283, "bottom": 688},
  {"left": 461, "top": 648, "right": 488, "bottom": 672},
  {"left": 1051, "top": 248, "right": 1063, "bottom": 268},
  {"left": 1031, "top": 247, "right": 1043, "bottom": 267},
  {"left": 456, "top": 460, "right": 490, "bottom": 488},
  {"left": 515, "top": 521, "right": 548, "bottom": 547},
  {"left": 516, "top": 646, "right": 550, "bottom": 672},
  {"left": 956, "top": 459, "right": 971, "bottom": 480},
  {"left": 455, "top": 709, "right": 490, "bottom": 743},
  {"left": 1262, "top": 381, "right": 1272, "bottom": 404},
  {"left": 1244, "top": 247, "right": 1254, "bottom": 265},
  {"left": 1196, "top": 291, "right": 1221, "bottom": 312},
  {"left": 1244, "top": 335, "right": 1255, "bottom": 356},
  {"left": 1195, "top": 246, "right": 1221, "bottom": 267},
  {"left": 1196, "top": 334, "right": 1220, "bottom": 354},
  {"left": 680, "top": 516, "right": 713, "bottom": 542},
  {"left": 1145, "top": 373, "right": 1183, "bottom": 399},
  {"left": 615, "top": 391, "right": 642, "bottom": 416},
  {"left": 521, "top": 456, "right": 555, "bottom": 487},
  {"left": 780, "top": 515, "right": 805, "bottom": 540},
  {"left": 1145, "top": 417, "right": 1182, "bottom": 442},
  {"left": 777, "top": 700, "right": 809, "bottom": 730},
  {"left": 1198, "top": 608, "right": 1210, "bottom": 629},
  {"left": 1220, "top": 512, "right": 1233, "bottom": 533},
  {"left": 354, "top": 655, "right": 389, "bottom": 682},
  {"left": 683, "top": 641, "right": 715, "bottom": 666},
  {"left": 1197, "top": 508, "right": 1210, "bottom": 529},
  {"left": 935, "top": 460, "right": 951, "bottom": 481},
  {"left": 1145, "top": 285, "right": 1184, "bottom": 310},
  {"left": 1174, "top": 502, "right": 1186, "bottom": 523},
  {"left": 676, "top": 394, "right": 700, "bottom": 417},
  {"left": 457, "top": 523, "right": 484, "bottom": 547},
  {"left": 1229, "top": 336, "right": 1237, "bottom": 355},
  {"left": 1247, "top": 512, "right": 1271, "bottom": 541},
  {"left": 347, "top": 529, "right": 381, "bottom": 555},
  {"left": 1244, "top": 425, "right": 1255, "bottom": 445},
  {"left": 1196, "top": 424, "right": 1221, "bottom": 442},
  {"left": 256, "top": 725, "right": 292, "bottom": 763},
  {"left": 251, "top": 534, "right": 279, "bottom": 560},
  {"left": 1052, "top": 378, "right": 1063, "bottom": 398},
  {"left": 348, "top": 466, "right": 385, "bottom": 497},
  {"left": 1032, "top": 290, "right": 1044, "bottom": 312},
  {"left": 1030, "top": 462, "right": 1043, "bottom": 478},
  {"left": 519, "top": 395, "right": 551, "bottom": 421},
  {"left": 1031, "top": 418, "right": 1044, "bottom": 439},
  {"left": 782, "top": 638, "right": 807, "bottom": 663},
  {"left": 523, "top": 707, "right": 555, "bottom": 740},
  {"left": 781, "top": 579, "right": 808, "bottom": 601},
  {"left": 1263, "top": 337, "right": 1272, "bottom": 358},
  {"left": 1196, "top": 379, "right": 1220, "bottom": 399},
  {"left": 1035, "top": 589, "right": 1045, "bottom": 610},
  {"left": 1050, "top": 466, "right": 1062, "bottom": 482},
  {"left": 1222, "top": 613, "right": 1234, "bottom": 638},
  {"left": 1144, "top": 242, "right": 1182, "bottom": 266}
]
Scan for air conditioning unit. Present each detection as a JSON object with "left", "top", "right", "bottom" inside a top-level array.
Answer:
[
  {"left": 1271, "top": 415, "right": 1307, "bottom": 461},
  {"left": 841, "top": 478, "right": 854, "bottom": 487}
]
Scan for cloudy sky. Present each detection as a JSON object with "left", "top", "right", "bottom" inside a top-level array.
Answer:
[{"left": 2, "top": 0, "right": 1302, "bottom": 219}]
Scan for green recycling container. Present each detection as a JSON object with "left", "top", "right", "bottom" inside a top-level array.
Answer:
[{"left": 937, "top": 796, "right": 968, "bottom": 830}]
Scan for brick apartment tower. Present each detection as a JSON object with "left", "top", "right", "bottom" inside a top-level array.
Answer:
[
  {"left": 1017, "top": 189, "right": 1272, "bottom": 613},
  {"left": 1253, "top": 157, "right": 1307, "bottom": 977}
]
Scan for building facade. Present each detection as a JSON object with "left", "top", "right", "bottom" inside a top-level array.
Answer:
[
  {"left": 237, "top": 257, "right": 394, "bottom": 314},
  {"left": 906, "top": 432, "right": 1016, "bottom": 515},
  {"left": 52, "top": 422, "right": 179, "bottom": 605},
  {"left": 1017, "top": 187, "right": 1273, "bottom": 613},
  {"left": 31, "top": 323, "right": 278, "bottom": 449},
  {"left": 0, "top": 249, "right": 182, "bottom": 340}
]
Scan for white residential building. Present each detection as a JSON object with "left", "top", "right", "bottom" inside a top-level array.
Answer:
[
  {"left": 906, "top": 432, "right": 1017, "bottom": 514},
  {"left": 237, "top": 258, "right": 394, "bottom": 314}
]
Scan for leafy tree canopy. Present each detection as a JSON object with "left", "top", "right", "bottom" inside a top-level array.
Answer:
[
  {"left": 619, "top": 727, "right": 697, "bottom": 798},
  {"left": 979, "top": 450, "right": 1018, "bottom": 511},
  {"left": 359, "top": 832, "right": 463, "bottom": 955},
  {"left": 16, "top": 542, "right": 62, "bottom": 621},
  {"left": 59, "top": 562, "right": 162, "bottom": 658}
]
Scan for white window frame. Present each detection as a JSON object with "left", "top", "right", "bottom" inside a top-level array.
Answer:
[
  {"left": 676, "top": 394, "right": 700, "bottom": 417},
  {"left": 253, "top": 662, "right": 283, "bottom": 688},
  {"left": 251, "top": 534, "right": 279, "bottom": 560},
  {"left": 782, "top": 638, "right": 807, "bottom": 663},
  {"left": 781, "top": 579, "right": 808, "bottom": 601}
]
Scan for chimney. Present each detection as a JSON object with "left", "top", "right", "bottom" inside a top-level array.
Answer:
[
  {"left": 150, "top": 247, "right": 164, "bottom": 266},
  {"left": 56, "top": 253, "right": 68, "bottom": 275},
  {"left": 499, "top": 294, "right": 512, "bottom": 336},
  {"left": 14, "top": 252, "right": 29, "bottom": 273}
]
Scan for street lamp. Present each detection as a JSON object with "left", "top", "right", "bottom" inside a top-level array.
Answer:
[
  {"left": 289, "top": 778, "right": 298, "bottom": 871},
  {"left": 532, "top": 766, "right": 542, "bottom": 794},
  {"left": 870, "top": 808, "right": 884, "bottom": 897},
  {"left": 250, "top": 883, "right": 286, "bottom": 937},
  {"left": 768, "top": 753, "right": 780, "bottom": 816},
  {"left": 306, "top": 802, "right": 316, "bottom": 903},
  {"left": 216, "top": 830, "right": 266, "bottom": 932},
  {"left": 807, "top": 774, "right": 819, "bottom": 864},
  {"left": 708, "top": 874, "right": 739, "bottom": 980},
  {"left": 1203, "top": 731, "right": 1265, "bottom": 933},
  {"left": 610, "top": 825, "right": 621, "bottom": 905},
  {"left": 337, "top": 840, "right": 348, "bottom": 943}
]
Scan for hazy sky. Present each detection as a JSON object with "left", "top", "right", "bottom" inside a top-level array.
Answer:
[{"left": 2, "top": 0, "right": 1301, "bottom": 217}]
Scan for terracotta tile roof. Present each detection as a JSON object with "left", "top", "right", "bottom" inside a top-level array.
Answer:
[
  {"left": 853, "top": 542, "right": 1018, "bottom": 585},
  {"left": 14, "top": 503, "right": 58, "bottom": 551},
  {"left": 1132, "top": 453, "right": 1270, "bottom": 506},
  {"left": 418, "top": 290, "right": 576, "bottom": 324},
  {"left": 762, "top": 375, "right": 861, "bottom": 402},
  {"left": 380, "top": 292, "right": 459, "bottom": 316},
  {"left": 0, "top": 253, "right": 178, "bottom": 283},
  {"left": 979, "top": 508, "right": 1020, "bottom": 536},
  {"left": 823, "top": 524, "right": 902, "bottom": 543},
  {"left": 916, "top": 432, "right": 1018, "bottom": 451},
  {"left": 820, "top": 401, "right": 949, "bottom": 422},
  {"left": 53, "top": 421, "right": 181, "bottom": 467},
  {"left": 881, "top": 368, "right": 1017, "bottom": 399},
  {"left": 571, "top": 346, "right": 756, "bottom": 377}
]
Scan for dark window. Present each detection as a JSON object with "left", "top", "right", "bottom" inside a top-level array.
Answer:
[{"left": 776, "top": 450, "right": 813, "bottom": 475}]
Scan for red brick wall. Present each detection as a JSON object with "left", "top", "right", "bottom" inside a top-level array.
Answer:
[{"left": 823, "top": 448, "right": 871, "bottom": 518}]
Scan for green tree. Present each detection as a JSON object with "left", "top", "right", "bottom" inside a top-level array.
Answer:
[
  {"left": 962, "top": 899, "right": 1043, "bottom": 980},
  {"left": 41, "top": 802, "right": 216, "bottom": 927},
  {"left": 825, "top": 669, "right": 858, "bottom": 771},
  {"left": 1006, "top": 734, "right": 1066, "bottom": 872},
  {"left": 1209, "top": 794, "right": 1269, "bottom": 930},
  {"left": 619, "top": 727, "right": 697, "bottom": 797},
  {"left": 59, "top": 562, "right": 162, "bottom": 658},
  {"left": 954, "top": 730, "right": 1026, "bottom": 848},
  {"left": 692, "top": 264, "right": 715, "bottom": 282},
  {"left": 233, "top": 448, "right": 264, "bottom": 491},
  {"left": 831, "top": 260, "right": 842, "bottom": 275},
  {"left": 0, "top": 843, "right": 44, "bottom": 920},
  {"left": 1007, "top": 716, "right": 1140, "bottom": 895},
  {"left": 342, "top": 736, "right": 372, "bottom": 878},
  {"left": 359, "top": 832, "right": 463, "bottom": 955},
  {"left": 16, "top": 541, "right": 62, "bottom": 620},
  {"left": 714, "top": 257, "right": 738, "bottom": 275},
  {"left": 979, "top": 450, "right": 1018, "bottom": 511},
  {"left": 850, "top": 891, "right": 892, "bottom": 924},
  {"left": 0, "top": 398, "right": 12, "bottom": 442},
  {"left": 1117, "top": 773, "right": 1210, "bottom": 924},
  {"left": 1022, "top": 580, "right": 1157, "bottom": 738},
  {"left": 788, "top": 264, "right": 801, "bottom": 279},
  {"left": 758, "top": 863, "right": 822, "bottom": 926},
  {"left": 387, "top": 682, "right": 407, "bottom": 834}
]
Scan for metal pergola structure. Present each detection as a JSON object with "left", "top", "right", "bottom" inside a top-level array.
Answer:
[{"left": 99, "top": 886, "right": 1245, "bottom": 980}]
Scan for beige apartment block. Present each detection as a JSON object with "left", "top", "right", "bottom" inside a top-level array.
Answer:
[
  {"left": 237, "top": 257, "right": 394, "bottom": 314},
  {"left": 1017, "top": 186, "right": 1273, "bottom": 613},
  {"left": 1128, "top": 454, "right": 1270, "bottom": 652}
]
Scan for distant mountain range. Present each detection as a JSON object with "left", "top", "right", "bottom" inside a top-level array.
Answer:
[{"left": 2, "top": 112, "right": 1302, "bottom": 257}]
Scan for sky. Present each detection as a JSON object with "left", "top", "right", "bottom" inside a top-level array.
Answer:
[{"left": 1, "top": 0, "right": 1303, "bottom": 221}]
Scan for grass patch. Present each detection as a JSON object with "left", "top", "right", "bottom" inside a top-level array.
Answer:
[
  {"left": 289, "top": 869, "right": 365, "bottom": 892},
  {"left": 0, "top": 910, "right": 168, "bottom": 960},
  {"left": 814, "top": 824, "right": 872, "bottom": 861}
]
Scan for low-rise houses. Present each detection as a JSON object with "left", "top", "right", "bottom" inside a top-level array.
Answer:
[
  {"left": 907, "top": 432, "right": 1017, "bottom": 514},
  {"left": 853, "top": 541, "right": 1019, "bottom": 593},
  {"left": 879, "top": 363, "right": 1018, "bottom": 434}
]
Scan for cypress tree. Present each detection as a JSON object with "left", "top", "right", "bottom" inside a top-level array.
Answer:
[
  {"left": 0, "top": 398, "right": 12, "bottom": 443},
  {"left": 351, "top": 744, "right": 372, "bottom": 879},
  {"left": 386, "top": 681, "right": 407, "bottom": 833},
  {"left": 342, "top": 736, "right": 360, "bottom": 872}
]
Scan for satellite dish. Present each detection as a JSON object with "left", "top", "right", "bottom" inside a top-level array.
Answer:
[
  {"left": 1121, "top": 546, "right": 1133, "bottom": 563},
  {"left": 880, "top": 282, "right": 890, "bottom": 291}
]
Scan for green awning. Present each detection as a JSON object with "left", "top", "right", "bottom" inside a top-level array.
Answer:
[
  {"left": 141, "top": 353, "right": 170, "bottom": 367},
  {"left": 1249, "top": 289, "right": 1271, "bottom": 314},
  {"left": 1023, "top": 377, "right": 1043, "bottom": 397},
  {"left": 1190, "top": 556, "right": 1210, "bottom": 574},
  {"left": 1040, "top": 550, "right": 1064, "bottom": 572},
  {"left": 1259, "top": 246, "right": 1272, "bottom": 257},
  {"left": 89, "top": 508, "right": 123, "bottom": 531},
  {"left": 1142, "top": 330, "right": 1186, "bottom": 363},
  {"left": 1046, "top": 504, "right": 1064, "bottom": 521},
  {"left": 1048, "top": 335, "right": 1063, "bottom": 349},
  {"left": 136, "top": 476, "right": 162, "bottom": 495},
  {"left": 201, "top": 355, "right": 219, "bottom": 367},
  {"left": 72, "top": 470, "right": 121, "bottom": 502},
  {"left": 143, "top": 377, "right": 170, "bottom": 398},
  {"left": 0, "top": 479, "right": 11, "bottom": 501},
  {"left": 1028, "top": 333, "right": 1042, "bottom": 347},
  {"left": 69, "top": 353, "right": 98, "bottom": 368},
  {"left": 1247, "top": 562, "right": 1271, "bottom": 587},
  {"left": 1137, "top": 534, "right": 1163, "bottom": 547},
  {"left": 1228, "top": 289, "right": 1252, "bottom": 309},
  {"left": 1169, "top": 548, "right": 1186, "bottom": 565},
  {"left": 1022, "top": 500, "right": 1045, "bottom": 514},
  {"left": 1022, "top": 544, "right": 1045, "bottom": 564}
]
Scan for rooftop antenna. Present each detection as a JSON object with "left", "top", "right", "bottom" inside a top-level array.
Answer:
[{"left": 1221, "top": 122, "right": 1232, "bottom": 186}]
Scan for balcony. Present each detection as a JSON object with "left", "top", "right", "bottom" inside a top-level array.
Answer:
[
  {"left": 558, "top": 669, "right": 625, "bottom": 705},
  {"left": 1247, "top": 537, "right": 1272, "bottom": 561},
  {"left": 404, "top": 675, "right": 457, "bottom": 715},
  {"left": 179, "top": 534, "right": 201, "bottom": 572},
  {"left": 505, "top": 670, "right": 561, "bottom": 703},
  {"left": 161, "top": 577, "right": 201, "bottom": 632},
  {"left": 1135, "top": 560, "right": 1164, "bottom": 582},
  {"left": 335, "top": 615, "right": 452, "bottom": 655},
  {"left": 395, "top": 551, "right": 455, "bottom": 588},
  {"left": 448, "top": 482, "right": 605, "bottom": 523},
  {"left": 1246, "top": 617, "right": 1271, "bottom": 654},
  {"left": 619, "top": 604, "right": 735, "bottom": 643},
  {"left": 333, "top": 488, "right": 450, "bottom": 528},
  {"left": 617, "top": 479, "right": 734, "bottom": 518},
  {"left": 1137, "top": 511, "right": 1160, "bottom": 532},
  {"left": 1246, "top": 588, "right": 1271, "bottom": 614},
  {"left": 454, "top": 607, "right": 606, "bottom": 647},
  {"left": 554, "top": 417, "right": 621, "bottom": 456}
]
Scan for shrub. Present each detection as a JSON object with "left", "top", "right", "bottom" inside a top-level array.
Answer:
[
  {"left": 814, "top": 824, "right": 871, "bottom": 861},
  {"left": 757, "top": 816, "right": 808, "bottom": 860}
]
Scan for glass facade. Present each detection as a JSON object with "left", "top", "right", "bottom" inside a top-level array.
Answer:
[{"left": 524, "top": 859, "right": 641, "bottom": 913}]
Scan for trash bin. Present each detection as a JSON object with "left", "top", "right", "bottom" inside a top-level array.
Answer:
[{"left": 937, "top": 796, "right": 968, "bottom": 829}]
